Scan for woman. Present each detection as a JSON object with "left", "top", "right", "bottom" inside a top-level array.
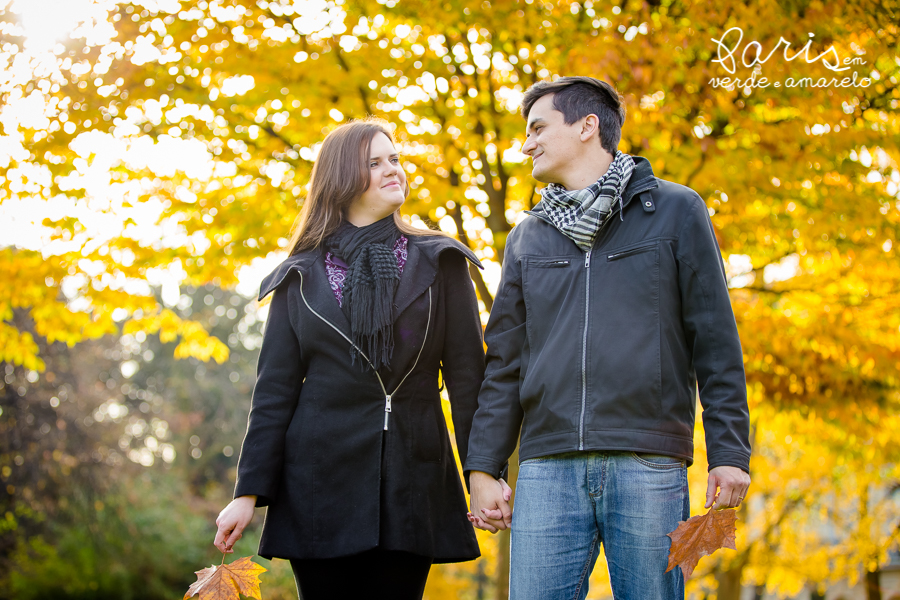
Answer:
[{"left": 213, "top": 118, "right": 485, "bottom": 599}]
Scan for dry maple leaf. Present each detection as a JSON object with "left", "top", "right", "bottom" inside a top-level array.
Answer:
[
  {"left": 665, "top": 508, "right": 737, "bottom": 578},
  {"left": 184, "top": 555, "right": 267, "bottom": 600}
]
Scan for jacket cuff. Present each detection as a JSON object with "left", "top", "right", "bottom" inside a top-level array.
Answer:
[
  {"left": 707, "top": 451, "right": 751, "bottom": 474},
  {"left": 464, "top": 457, "right": 507, "bottom": 482},
  {"left": 234, "top": 477, "right": 278, "bottom": 508}
]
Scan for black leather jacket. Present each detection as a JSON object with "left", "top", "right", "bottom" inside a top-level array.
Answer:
[{"left": 465, "top": 156, "right": 751, "bottom": 478}]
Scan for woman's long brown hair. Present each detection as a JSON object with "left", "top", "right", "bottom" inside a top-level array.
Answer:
[{"left": 287, "top": 118, "right": 445, "bottom": 255}]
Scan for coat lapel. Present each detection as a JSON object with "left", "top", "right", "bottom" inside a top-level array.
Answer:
[
  {"left": 392, "top": 236, "right": 430, "bottom": 321},
  {"left": 392, "top": 235, "right": 480, "bottom": 320},
  {"left": 301, "top": 251, "right": 352, "bottom": 337}
]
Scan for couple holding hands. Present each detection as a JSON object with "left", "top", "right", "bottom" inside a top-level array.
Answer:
[{"left": 213, "top": 76, "right": 751, "bottom": 600}]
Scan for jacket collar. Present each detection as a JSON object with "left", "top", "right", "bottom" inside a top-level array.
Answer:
[
  {"left": 257, "top": 234, "right": 482, "bottom": 310},
  {"left": 621, "top": 155, "right": 659, "bottom": 208}
]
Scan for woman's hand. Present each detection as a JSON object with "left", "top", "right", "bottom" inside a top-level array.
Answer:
[{"left": 214, "top": 495, "right": 257, "bottom": 554}]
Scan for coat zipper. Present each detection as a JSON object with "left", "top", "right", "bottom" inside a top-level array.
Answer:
[
  {"left": 579, "top": 248, "right": 591, "bottom": 451},
  {"left": 295, "top": 268, "right": 432, "bottom": 430}
]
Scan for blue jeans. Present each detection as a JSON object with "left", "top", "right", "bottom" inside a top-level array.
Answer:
[{"left": 509, "top": 451, "right": 689, "bottom": 600}]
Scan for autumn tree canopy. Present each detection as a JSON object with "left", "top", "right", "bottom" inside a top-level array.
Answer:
[{"left": 1, "top": 0, "right": 899, "bottom": 597}]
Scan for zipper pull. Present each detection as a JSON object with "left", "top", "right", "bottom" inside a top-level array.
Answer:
[
  {"left": 585, "top": 249, "right": 592, "bottom": 268},
  {"left": 383, "top": 394, "right": 392, "bottom": 430}
]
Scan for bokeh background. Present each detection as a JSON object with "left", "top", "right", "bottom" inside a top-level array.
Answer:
[{"left": 1, "top": 0, "right": 899, "bottom": 598}]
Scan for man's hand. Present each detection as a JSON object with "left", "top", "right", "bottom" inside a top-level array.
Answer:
[
  {"left": 706, "top": 466, "right": 750, "bottom": 509},
  {"left": 467, "top": 471, "right": 512, "bottom": 533},
  {"left": 214, "top": 495, "right": 257, "bottom": 553}
]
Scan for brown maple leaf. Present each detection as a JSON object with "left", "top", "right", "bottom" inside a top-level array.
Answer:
[
  {"left": 665, "top": 508, "right": 737, "bottom": 578},
  {"left": 184, "top": 555, "right": 267, "bottom": 600}
]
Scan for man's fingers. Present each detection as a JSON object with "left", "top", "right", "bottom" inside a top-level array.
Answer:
[
  {"left": 482, "top": 507, "right": 503, "bottom": 520},
  {"left": 705, "top": 475, "right": 718, "bottom": 509},
  {"left": 714, "top": 480, "right": 740, "bottom": 509},
  {"left": 481, "top": 509, "right": 509, "bottom": 531}
]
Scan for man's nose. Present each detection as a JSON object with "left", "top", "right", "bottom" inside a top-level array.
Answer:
[{"left": 522, "top": 138, "right": 535, "bottom": 155}]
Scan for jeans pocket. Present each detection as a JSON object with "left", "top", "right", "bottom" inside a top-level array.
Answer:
[{"left": 630, "top": 452, "right": 684, "bottom": 469}]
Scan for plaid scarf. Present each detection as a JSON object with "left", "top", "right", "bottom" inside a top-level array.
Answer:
[{"left": 527, "top": 151, "right": 636, "bottom": 252}]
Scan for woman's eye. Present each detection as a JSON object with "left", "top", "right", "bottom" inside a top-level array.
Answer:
[
  {"left": 370, "top": 162, "right": 378, "bottom": 168},
  {"left": 390, "top": 157, "right": 400, "bottom": 164}
]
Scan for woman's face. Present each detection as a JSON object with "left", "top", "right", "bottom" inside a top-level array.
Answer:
[{"left": 346, "top": 132, "right": 407, "bottom": 226}]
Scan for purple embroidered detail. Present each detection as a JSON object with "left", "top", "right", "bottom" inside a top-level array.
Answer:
[{"left": 325, "top": 235, "right": 408, "bottom": 307}]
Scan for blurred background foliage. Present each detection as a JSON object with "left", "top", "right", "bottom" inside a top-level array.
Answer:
[{"left": 0, "top": 0, "right": 899, "bottom": 597}]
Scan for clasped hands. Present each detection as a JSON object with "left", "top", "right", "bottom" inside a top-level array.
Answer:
[{"left": 467, "top": 471, "right": 513, "bottom": 533}]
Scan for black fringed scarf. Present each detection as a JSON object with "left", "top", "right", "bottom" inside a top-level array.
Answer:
[{"left": 324, "top": 215, "right": 402, "bottom": 371}]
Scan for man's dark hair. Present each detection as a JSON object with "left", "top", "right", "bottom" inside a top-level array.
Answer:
[{"left": 522, "top": 76, "right": 626, "bottom": 154}]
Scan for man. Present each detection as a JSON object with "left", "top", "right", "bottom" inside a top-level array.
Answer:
[{"left": 464, "top": 76, "right": 751, "bottom": 599}]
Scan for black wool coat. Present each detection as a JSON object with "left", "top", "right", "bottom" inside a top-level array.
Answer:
[{"left": 233, "top": 234, "right": 484, "bottom": 563}]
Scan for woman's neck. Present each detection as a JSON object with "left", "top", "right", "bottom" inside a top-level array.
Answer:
[{"left": 345, "top": 208, "right": 395, "bottom": 227}]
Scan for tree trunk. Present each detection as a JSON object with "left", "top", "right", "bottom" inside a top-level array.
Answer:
[
  {"left": 860, "top": 484, "right": 882, "bottom": 600},
  {"left": 866, "top": 568, "right": 882, "bottom": 600},
  {"left": 715, "top": 565, "right": 744, "bottom": 600}
]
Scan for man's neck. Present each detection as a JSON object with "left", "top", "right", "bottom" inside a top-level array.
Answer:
[{"left": 556, "top": 150, "right": 615, "bottom": 191}]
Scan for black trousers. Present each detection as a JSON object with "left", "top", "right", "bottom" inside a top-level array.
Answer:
[{"left": 290, "top": 548, "right": 433, "bottom": 600}]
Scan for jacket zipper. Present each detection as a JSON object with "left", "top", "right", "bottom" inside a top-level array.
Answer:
[
  {"left": 295, "top": 268, "right": 432, "bottom": 430},
  {"left": 579, "top": 248, "right": 591, "bottom": 451},
  {"left": 535, "top": 178, "right": 658, "bottom": 451}
]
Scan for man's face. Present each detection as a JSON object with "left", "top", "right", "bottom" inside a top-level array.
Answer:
[{"left": 521, "top": 94, "right": 584, "bottom": 185}]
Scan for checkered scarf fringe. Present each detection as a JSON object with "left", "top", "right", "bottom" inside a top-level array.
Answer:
[{"left": 529, "top": 151, "right": 636, "bottom": 252}]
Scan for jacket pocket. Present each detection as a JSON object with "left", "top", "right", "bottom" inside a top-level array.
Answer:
[
  {"left": 630, "top": 452, "right": 684, "bottom": 469},
  {"left": 606, "top": 243, "right": 657, "bottom": 261},
  {"left": 412, "top": 401, "right": 443, "bottom": 463},
  {"left": 528, "top": 258, "right": 571, "bottom": 268}
]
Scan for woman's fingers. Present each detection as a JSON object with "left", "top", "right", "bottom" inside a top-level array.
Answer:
[
  {"left": 498, "top": 478, "right": 512, "bottom": 502},
  {"left": 214, "top": 524, "right": 232, "bottom": 553},
  {"left": 225, "top": 529, "right": 243, "bottom": 551},
  {"left": 467, "top": 512, "right": 498, "bottom": 534}
]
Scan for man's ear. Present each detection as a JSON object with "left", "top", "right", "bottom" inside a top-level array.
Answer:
[{"left": 580, "top": 114, "right": 600, "bottom": 142}]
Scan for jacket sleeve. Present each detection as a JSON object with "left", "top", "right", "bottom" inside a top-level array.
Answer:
[
  {"left": 438, "top": 251, "right": 486, "bottom": 492},
  {"left": 233, "top": 283, "right": 307, "bottom": 507},
  {"left": 464, "top": 228, "right": 526, "bottom": 481},
  {"left": 676, "top": 196, "right": 751, "bottom": 473}
]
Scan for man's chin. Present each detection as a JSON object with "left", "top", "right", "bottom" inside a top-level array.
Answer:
[{"left": 531, "top": 165, "right": 552, "bottom": 183}]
